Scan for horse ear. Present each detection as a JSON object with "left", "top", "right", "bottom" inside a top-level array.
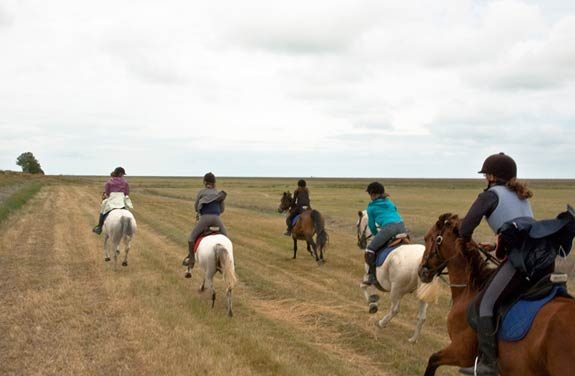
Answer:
[{"left": 436, "top": 213, "right": 452, "bottom": 228}]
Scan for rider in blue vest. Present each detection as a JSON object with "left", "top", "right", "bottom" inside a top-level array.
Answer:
[
  {"left": 362, "top": 182, "right": 406, "bottom": 286},
  {"left": 459, "top": 153, "right": 535, "bottom": 376}
]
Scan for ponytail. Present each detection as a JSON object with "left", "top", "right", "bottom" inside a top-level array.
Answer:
[{"left": 506, "top": 178, "right": 533, "bottom": 200}]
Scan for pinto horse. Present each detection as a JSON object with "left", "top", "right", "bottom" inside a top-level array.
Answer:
[
  {"left": 278, "top": 191, "right": 328, "bottom": 264},
  {"left": 418, "top": 213, "right": 575, "bottom": 376},
  {"left": 356, "top": 210, "right": 438, "bottom": 343}
]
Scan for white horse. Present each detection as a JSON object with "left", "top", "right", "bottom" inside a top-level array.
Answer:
[
  {"left": 187, "top": 234, "right": 237, "bottom": 317},
  {"left": 356, "top": 210, "right": 439, "bottom": 343},
  {"left": 103, "top": 209, "right": 137, "bottom": 268}
]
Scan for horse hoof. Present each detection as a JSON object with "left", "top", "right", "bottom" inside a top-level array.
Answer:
[
  {"left": 122, "top": 261, "right": 128, "bottom": 267},
  {"left": 104, "top": 257, "right": 111, "bottom": 262},
  {"left": 368, "top": 294, "right": 380, "bottom": 303},
  {"left": 369, "top": 303, "right": 378, "bottom": 314},
  {"left": 228, "top": 311, "right": 233, "bottom": 318},
  {"left": 408, "top": 337, "right": 417, "bottom": 344},
  {"left": 184, "top": 272, "right": 192, "bottom": 279}
]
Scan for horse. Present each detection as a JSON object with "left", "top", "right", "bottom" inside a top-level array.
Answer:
[
  {"left": 418, "top": 213, "right": 575, "bottom": 376},
  {"left": 102, "top": 209, "right": 137, "bottom": 268},
  {"left": 356, "top": 210, "right": 439, "bottom": 343},
  {"left": 278, "top": 191, "right": 328, "bottom": 264},
  {"left": 186, "top": 234, "right": 237, "bottom": 317}
]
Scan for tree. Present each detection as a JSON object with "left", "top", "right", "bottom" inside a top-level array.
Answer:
[{"left": 16, "top": 152, "right": 44, "bottom": 174}]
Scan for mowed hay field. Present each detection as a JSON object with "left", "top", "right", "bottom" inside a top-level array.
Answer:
[{"left": 1, "top": 174, "right": 574, "bottom": 376}]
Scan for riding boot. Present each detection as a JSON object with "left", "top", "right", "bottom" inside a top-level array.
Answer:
[
  {"left": 92, "top": 213, "right": 105, "bottom": 235},
  {"left": 474, "top": 316, "right": 498, "bottom": 376},
  {"left": 182, "top": 241, "right": 195, "bottom": 268},
  {"left": 362, "top": 251, "right": 377, "bottom": 286}
]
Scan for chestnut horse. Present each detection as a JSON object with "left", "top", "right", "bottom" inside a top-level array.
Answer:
[
  {"left": 278, "top": 191, "right": 328, "bottom": 264},
  {"left": 418, "top": 213, "right": 575, "bottom": 376}
]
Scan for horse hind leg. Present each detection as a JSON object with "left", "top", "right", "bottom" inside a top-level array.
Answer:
[
  {"left": 306, "top": 241, "right": 313, "bottom": 256},
  {"left": 408, "top": 300, "right": 428, "bottom": 343},
  {"left": 104, "top": 235, "right": 111, "bottom": 262},
  {"left": 226, "top": 288, "right": 233, "bottom": 317},
  {"left": 122, "top": 236, "right": 131, "bottom": 267},
  {"left": 292, "top": 238, "right": 298, "bottom": 259}
]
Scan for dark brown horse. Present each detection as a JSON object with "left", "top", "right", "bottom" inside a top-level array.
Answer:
[
  {"left": 418, "top": 213, "right": 575, "bottom": 376},
  {"left": 278, "top": 191, "right": 328, "bottom": 264}
]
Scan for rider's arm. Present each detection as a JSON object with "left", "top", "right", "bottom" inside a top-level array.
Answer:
[
  {"left": 459, "top": 190, "right": 498, "bottom": 241},
  {"left": 366, "top": 206, "right": 377, "bottom": 235}
]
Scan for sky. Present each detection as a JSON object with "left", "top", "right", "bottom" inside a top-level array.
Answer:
[{"left": 1, "top": 0, "right": 574, "bottom": 178}]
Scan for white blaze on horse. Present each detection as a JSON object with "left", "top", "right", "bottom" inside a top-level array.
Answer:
[
  {"left": 103, "top": 208, "right": 137, "bottom": 268},
  {"left": 187, "top": 234, "right": 237, "bottom": 317},
  {"left": 356, "top": 210, "right": 440, "bottom": 343}
]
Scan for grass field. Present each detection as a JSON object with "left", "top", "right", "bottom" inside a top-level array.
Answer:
[{"left": 1, "top": 174, "right": 574, "bottom": 375}]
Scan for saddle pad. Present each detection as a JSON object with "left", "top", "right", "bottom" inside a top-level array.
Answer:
[
  {"left": 375, "top": 244, "right": 401, "bottom": 267},
  {"left": 291, "top": 214, "right": 301, "bottom": 226},
  {"left": 193, "top": 235, "right": 205, "bottom": 253},
  {"left": 500, "top": 285, "right": 566, "bottom": 342}
]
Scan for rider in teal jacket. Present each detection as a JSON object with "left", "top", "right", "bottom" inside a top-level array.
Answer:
[{"left": 363, "top": 182, "right": 406, "bottom": 286}]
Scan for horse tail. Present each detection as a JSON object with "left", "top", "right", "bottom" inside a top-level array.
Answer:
[
  {"left": 121, "top": 214, "right": 135, "bottom": 238},
  {"left": 310, "top": 210, "right": 328, "bottom": 251},
  {"left": 416, "top": 276, "right": 441, "bottom": 304},
  {"left": 216, "top": 244, "right": 237, "bottom": 291}
]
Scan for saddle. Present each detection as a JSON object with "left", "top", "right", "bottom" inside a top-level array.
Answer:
[
  {"left": 193, "top": 226, "right": 221, "bottom": 253},
  {"left": 375, "top": 233, "right": 410, "bottom": 267},
  {"left": 467, "top": 273, "right": 573, "bottom": 342}
]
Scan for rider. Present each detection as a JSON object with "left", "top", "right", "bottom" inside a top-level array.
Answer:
[
  {"left": 183, "top": 172, "right": 228, "bottom": 275},
  {"left": 92, "top": 167, "right": 131, "bottom": 235},
  {"left": 284, "top": 179, "right": 311, "bottom": 236},
  {"left": 363, "top": 182, "right": 406, "bottom": 286},
  {"left": 458, "top": 153, "right": 534, "bottom": 376}
]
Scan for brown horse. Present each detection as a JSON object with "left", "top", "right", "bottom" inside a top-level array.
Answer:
[
  {"left": 418, "top": 213, "right": 575, "bottom": 376},
  {"left": 278, "top": 191, "right": 328, "bottom": 264}
]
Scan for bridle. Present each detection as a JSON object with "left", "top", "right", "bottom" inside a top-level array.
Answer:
[
  {"left": 356, "top": 213, "right": 373, "bottom": 249},
  {"left": 420, "top": 222, "right": 466, "bottom": 288},
  {"left": 421, "top": 231, "right": 451, "bottom": 278}
]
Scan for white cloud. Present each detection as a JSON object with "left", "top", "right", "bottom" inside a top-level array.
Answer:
[{"left": 1, "top": 0, "right": 574, "bottom": 177}]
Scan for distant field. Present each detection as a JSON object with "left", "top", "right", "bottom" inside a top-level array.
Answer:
[{"left": 1, "top": 175, "right": 574, "bottom": 375}]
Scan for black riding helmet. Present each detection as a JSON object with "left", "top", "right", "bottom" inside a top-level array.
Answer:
[
  {"left": 478, "top": 153, "right": 517, "bottom": 181},
  {"left": 203, "top": 172, "right": 216, "bottom": 184},
  {"left": 112, "top": 167, "right": 126, "bottom": 177},
  {"left": 298, "top": 179, "right": 306, "bottom": 188},
  {"left": 366, "top": 181, "right": 385, "bottom": 195}
]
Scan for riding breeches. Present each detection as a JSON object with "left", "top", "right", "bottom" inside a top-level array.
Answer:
[
  {"left": 367, "top": 222, "right": 406, "bottom": 253},
  {"left": 188, "top": 214, "right": 228, "bottom": 244}
]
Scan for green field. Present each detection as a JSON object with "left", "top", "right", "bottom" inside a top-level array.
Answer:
[{"left": 1, "top": 174, "right": 574, "bottom": 375}]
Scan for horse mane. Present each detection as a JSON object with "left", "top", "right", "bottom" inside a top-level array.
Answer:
[
  {"left": 465, "top": 247, "right": 495, "bottom": 291},
  {"left": 437, "top": 213, "right": 496, "bottom": 291}
]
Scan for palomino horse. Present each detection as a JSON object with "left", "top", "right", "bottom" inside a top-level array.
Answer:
[
  {"left": 356, "top": 210, "right": 438, "bottom": 343},
  {"left": 186, "top": 234, "right": 237, "bottom": 317},
  {"left": 102, "top": 209, "right": 137, "bottom": 268},
  {"left": 278, "top": 192, "right": 328, "bottom": 264},
  {"left": 418, "top": 213, "right": 575, "bottom": 376}
]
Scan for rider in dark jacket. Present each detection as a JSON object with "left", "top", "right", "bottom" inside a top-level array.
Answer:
[
  {"left": 183, "top": 172, "right": 228, "bottom": 277},
  {"left": 284, "top": 179, "right": 311, "bottom": 236},
  {"left": 459, "top": 153, "right": 534, "bottom": 376}
]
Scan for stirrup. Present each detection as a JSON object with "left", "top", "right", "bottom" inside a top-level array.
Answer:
[{"left": 92, "top": 226, "right": 102, "bottom": 235}]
